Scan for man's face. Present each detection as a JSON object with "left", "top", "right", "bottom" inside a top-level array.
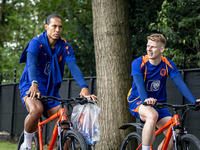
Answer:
[
  {"left": 45, "top": 17, "right": 63, "bottom": 40},
  {"left": 146, "top": 40, "right": 164, "bottom": 60}
]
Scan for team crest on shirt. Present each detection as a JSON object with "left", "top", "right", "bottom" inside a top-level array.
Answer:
[
  {"left": 146, "top": 80, "right": 160, "bottom": 92},
  {"left": 160, "top": 68, "right": 166, "bottom": 76},
  {"left": 44, "top": 61, "right": 50, "bottom": 75}
]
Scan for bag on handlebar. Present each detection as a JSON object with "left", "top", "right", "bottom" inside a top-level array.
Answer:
[{"left": 71, "top": 102, "right": 101, "bottom": 145}]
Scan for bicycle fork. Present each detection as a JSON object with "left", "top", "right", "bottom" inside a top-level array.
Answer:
[
  {"left": 57, "top": 107, "right": 70, "bottom": 150},
  {"left": 57, "top": 121, "right": 63, "bottom": 150},
  {"left": 172, "top": 126, "right": 178, "bottom": 150},
  {"left": 171, "top": 113, "right": 181, "bottom": 150}
]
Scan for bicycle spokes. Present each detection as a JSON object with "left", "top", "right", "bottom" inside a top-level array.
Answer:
[{"left": 178, "top": 141, "right": 196, "bottom": 150}]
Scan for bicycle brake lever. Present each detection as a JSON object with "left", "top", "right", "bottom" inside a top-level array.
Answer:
[
  {"left": 154, "top": 103, "right": 164, "bottom": 109},
  {"left": 27, "top": 93, "right": 40, "bottom": 99},
  {"left": 142, "top": 102, "right": 147, "bottom": 105},
  {"left": 88, "top": 99, "right": 96, "bottom": 104},
  {"left": 143, "top": 102, "right": 164, "bottom": 109},
  {"left": 80, "top": 97, "right": 96, "bottom": 105},
  {"left": 142, "top": 102, "right": 156, "bottom": 107},
  {"left": 78, "top": 97, "right": 88, "bottom": 105},
  {"left": 192, "top": 105, "right": 200, "bottom": 111}
]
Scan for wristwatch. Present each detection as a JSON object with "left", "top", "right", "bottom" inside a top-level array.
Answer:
[{"left": 32, "top": 80, "right": 38, "bottom": 84}]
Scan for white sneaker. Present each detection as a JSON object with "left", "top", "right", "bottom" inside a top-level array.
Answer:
[{"left": 20, "top": 143, "right": 31, "bottom": 150}]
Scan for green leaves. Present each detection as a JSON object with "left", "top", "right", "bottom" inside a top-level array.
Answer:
[
  {"left": 1, "top": 0, "right": 200, "bottom": 83},
  {"left": 151, "top": 0, "right": 200, "bottom": 69},
  {"left": 128, "top": 0, "right": 165, "bottom": 58},
  {"left": 0, "top": 0, "right": 94, "bottom": 83}
]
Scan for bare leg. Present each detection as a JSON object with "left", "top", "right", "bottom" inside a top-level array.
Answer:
[
  {"left": 139, "top": 105, "right": 158, "bottom": 146},
  {"left": 25, "top": 97, "right": 43, "bottom": 132},
  {"left": 20, "top": 97, "right": 43, "bottom": 149},
  {"left": 156, "top": 117, "right": 173, "bottom": 150}
]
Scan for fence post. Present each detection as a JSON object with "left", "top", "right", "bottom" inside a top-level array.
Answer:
[
  {"left": 11, "top": 67, "right": 16, "bottom": 139},
  {"left": 183, "top": 48, "right": 186, "bottom": 69},
  {"left": 89, "top": 77, "right": 93, "bottom": 94}
]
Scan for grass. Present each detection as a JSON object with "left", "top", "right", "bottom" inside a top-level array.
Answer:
[
  {"left": 0, "top": 140, "right": 18, "bottom": 150},
  {"left": 0, "top": 140, "right": 57, "bottom": 150}
]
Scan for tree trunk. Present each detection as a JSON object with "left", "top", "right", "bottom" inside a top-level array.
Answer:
[
  {"left": 92, "top": 0, "right": 135, "bottom": 149},
  {"left": 0, "top": 0, "right": 6, "bottom": 84}
]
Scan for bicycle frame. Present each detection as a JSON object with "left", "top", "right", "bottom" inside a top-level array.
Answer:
[
  {"left": 36, "top": 106, "right": 67, "bottom": 150},
  {"left": 137, "top": 114, "right": 180, "bottom": 150}
]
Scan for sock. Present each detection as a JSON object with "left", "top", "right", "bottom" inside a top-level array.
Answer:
[
  {"left": 142, "top": 145, "right": 151, "bottom": 150},
  {"left": 23, "top": 130, "right": 34, "bottom": 148}
]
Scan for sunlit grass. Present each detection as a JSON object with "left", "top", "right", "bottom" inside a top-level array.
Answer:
[{"left": 0, "top": 140, "right": 18, "bottom": 150}]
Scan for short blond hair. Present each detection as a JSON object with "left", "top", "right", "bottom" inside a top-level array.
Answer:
[{"left": 147, "top": 34, "right": 166, "bottom": 46}]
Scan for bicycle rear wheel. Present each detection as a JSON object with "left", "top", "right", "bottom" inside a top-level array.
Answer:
[
  {"left": 120, "top": 132, "right": 142, "bottom": 150},
  {"left": 61, "top": 130, "right": 87, "bottom": 150},
  {"left": 177, "top": 134, "right": 200, "bottom": 150},
  {"left": 17, "top": 131, "right": 39, "bottom": 150}
]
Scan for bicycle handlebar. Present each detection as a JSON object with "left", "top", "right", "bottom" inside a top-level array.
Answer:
[
  {"left": 142, "top": 102, "right": 200, "bottom": 111},
  {"left": 28, "top": 94, "right": 95, "bottom": 105}
]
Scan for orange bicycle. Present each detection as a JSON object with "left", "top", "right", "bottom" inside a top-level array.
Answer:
[
  {"left": 17, "top": 95, "right": 94, "bottom": 150},
  {"left": 119, "top": 102, "right": 200, "bottom": 150}
]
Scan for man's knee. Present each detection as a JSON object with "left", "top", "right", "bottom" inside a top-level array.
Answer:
[
  {"left": 29, "top": 106, "right": 43, "bottom": 118},
  {"left": 147, "top": 111, "right": 158, "bottom": 121},
  {"left": 140, "top": 106, "right": 158, "bottom": 123},
  {"left": 26, "top": 100, "right": 43, "bottom": 119}
]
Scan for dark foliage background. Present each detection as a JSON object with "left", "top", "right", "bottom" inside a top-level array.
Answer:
[{"left": 0, "top": 0, "right": 199, "bottom": 83}]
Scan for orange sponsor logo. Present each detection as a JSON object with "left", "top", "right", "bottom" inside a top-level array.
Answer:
[
  {"left": 136, "top": 100, "right": 142, "bottom": 105},
  {"left": 23, "top": 96, "right": 28, "bottom": 102}
]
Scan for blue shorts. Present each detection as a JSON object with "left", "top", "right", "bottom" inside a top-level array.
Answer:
[
  {"left": 20, "top": 88, "right": 60, "bottom": 112},
  {"left": 128, "top": 99, "right": 172, "bottom": 123}
]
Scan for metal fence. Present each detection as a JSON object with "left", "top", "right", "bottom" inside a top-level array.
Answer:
[{"left": 1, "top": 68, "right": 200, "bottom": 144}]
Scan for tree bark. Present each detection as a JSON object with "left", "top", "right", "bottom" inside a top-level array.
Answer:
[
  {"left": 92, "top": 0, "right": 135, "bottom": 149},
  {"left": 0, "top": 0, "right": 6, "bottom": 84}
]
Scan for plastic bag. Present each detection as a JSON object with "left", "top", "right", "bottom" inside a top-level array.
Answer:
[{"left": 71, "top": 103, "right": 101, "bottom": 145}]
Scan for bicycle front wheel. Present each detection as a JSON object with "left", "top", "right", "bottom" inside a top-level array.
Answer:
[
  {"left": 177, "top": 134, "right": 200, "bottom": 150},
  {"left": 61, "top": 130, "right": 87, "bottom": 150},
  {"left": 17, "top": 131, "right": 39, "bottom": 150},
  {"left": 120, "top": 132, "right": 142, "bottom": 150}
]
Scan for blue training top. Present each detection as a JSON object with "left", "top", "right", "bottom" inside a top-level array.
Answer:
[
  {"left": 19, "top": 31, "right": 88, "bottom": 97},
  {"left": 128, "top": 55, "right": 197, "bottom": 104}
]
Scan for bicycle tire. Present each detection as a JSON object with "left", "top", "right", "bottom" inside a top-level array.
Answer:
[
  {"left": 60, "top": 130, "right": 87, "bottom": 150},
  {"left": 17, "top": 131, "right": 39, "bottom": 150},
  {"left": 120, "top": 132, "right": 142, "bottom": 150},
  {"left": 177, "top": 134, "right": 200, "bottom": 150}
]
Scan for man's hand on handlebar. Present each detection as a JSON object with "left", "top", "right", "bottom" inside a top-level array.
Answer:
[
  {"left": 143, "top": 97, "right": 157, "bottom": 106},
  {"left": 26, "top": 82, "right": 41, "bottom": 99},
  {"left": 79, "top": 87, "right": 97, "bottom": 102},
  {"left": 84, "top": 94, "right": 97, "bottom": 103},
  {"left": 196, "top": 99, "right": 200, "bottom": 104}
]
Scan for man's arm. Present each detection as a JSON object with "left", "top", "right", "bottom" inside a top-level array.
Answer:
[
  {"left": 173, "top": 75, "right": 197, "bottom": 104},
  {"left": 67, "top": 60, "right": 97, "bottom": 101},
  {"left": 133, "top": 74, "right": 148, "bottom": 102},
  {"left": 27, "top": 52, "right": 37, "bottom": 82},
  {"left": 66, "top": 60, "right": 88, "bottom": 88},
  {"left": 26, "top": 51, "right": 40, "bottom": 98}
]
